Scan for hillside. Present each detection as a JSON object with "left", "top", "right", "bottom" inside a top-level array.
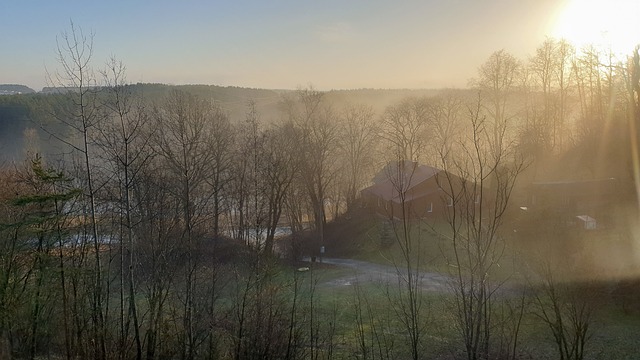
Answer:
[
  {"left": 0, "top": 84, "right": 36, "bottom": 95},
  {"left": 0, "top": 84, "right": 454, "bottom": 161}
]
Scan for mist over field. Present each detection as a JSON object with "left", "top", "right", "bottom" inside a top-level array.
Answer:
[{"left": 2, "top": 1, "right": 640, "bottom": 359}]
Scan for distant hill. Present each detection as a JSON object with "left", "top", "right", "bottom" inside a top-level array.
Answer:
[
  {"left": 33, "top": 84, "right": 462, "bottom": 123},
  {"left": 129, "top": 83, "right": 286, "bottom": 124},
  {"left": 0, "top": 83, "right": 463, "bottom": 162},
  {"left": 99, "top": 84, "right": 463, "bottom": 124},
  {"left": 325, "top": 88, "right": 451, "bottom": 115},
  {"left": 0, "top": 84, "right": 36, "bottom": 95}
]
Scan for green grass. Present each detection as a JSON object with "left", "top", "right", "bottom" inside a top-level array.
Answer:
[
  {"left": 308, "top": 274, "right": 459, "bottom": 358},
  {"left": 306, "top": 263, "right": 640, "bottom": 359},
  {"left": 317, "top": 210, "right": 640, "bottom": 359},
  {"left": 109, "top": 209, "right": 640, "bottom": 359},
  {"left": 334, "top": 214, "right": 528, "bottom": 285}
]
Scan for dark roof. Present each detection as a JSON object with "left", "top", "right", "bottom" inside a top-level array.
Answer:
[
  {"left": 531, "top": 178, "right": 618, "bottom": 195},
  {"left": 532, "top": 178, "right": 616, "bottom": 186},
  {"left": 362, "top": 163, "right": 442, "bottom": 203}
]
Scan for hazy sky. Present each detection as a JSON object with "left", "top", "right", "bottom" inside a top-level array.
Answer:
[{"left": 1, "top": 0, "right": 636, "bottom": 91}]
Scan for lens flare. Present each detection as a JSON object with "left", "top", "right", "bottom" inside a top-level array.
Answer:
[{"left": 552, "top": 0, "right": 640, "bottom": 57}]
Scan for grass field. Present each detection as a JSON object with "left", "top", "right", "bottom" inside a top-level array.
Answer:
[
  {"left": 324, "top": 208, "right": 529, "bottom": 283},
  {"left": 301, "top": 259, "right": 640, "bottom": 359},
  {"left": 305, "top": 207, "right": 640, "bottom": 359}
]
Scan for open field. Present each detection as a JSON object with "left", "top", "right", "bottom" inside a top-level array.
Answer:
[
  {"left": 300, "top": 254, "right": 640, "bottom": 359},
  {"left": 289, "top": 207, "right": 640, "bottom": 359}
]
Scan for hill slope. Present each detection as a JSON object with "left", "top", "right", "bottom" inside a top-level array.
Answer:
[{"left": 0, "top": 84, "right": 36, "bottom": 95}]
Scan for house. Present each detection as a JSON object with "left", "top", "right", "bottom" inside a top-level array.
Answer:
[
  {"left": 527, "top": 178, "right": 619, "bottom": 226},
  {"left": 511, "top": 177, "right": 620, "bottom": 234},
  {"left": 528, "top": 178, "right": 618, "bottom": 211},
  {"left": 361, "top": 161, "right": 467, "bottom": 219}
]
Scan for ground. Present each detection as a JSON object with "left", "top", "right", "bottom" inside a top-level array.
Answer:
[
  {"left": 303, "top": 256, "right": 451, "bottom": 292},
  {"left": 287, "top": 204, "right": 640, "bottom": 359}
]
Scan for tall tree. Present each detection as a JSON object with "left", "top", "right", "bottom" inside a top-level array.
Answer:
[
  {"left": 555, "top": 39, "right": 575, "bottom": 151},
  {"left": 379, "top": 97, "right": 431, "bottom": 163},
  {"left": 205, "top": 100, "right": 234, "bottom": 245},
  {"left": 529, "top": 38, "right": 557, "bottom": 152},
  {"left": 437, "top": 95, "right": 526, "bottom": 360},
  {"left": 152, "top": 90, "right": 216, "bottom": 360},
  {"left": 229, "top": 101, "right": 262, "bottom": 246},
  {"left": 627, "top": 47, "right": 640, "bottom": 200},
  {"left": 428, "top": 93, "right": 464, "bottom": 163},
  {"left": 475, "top": 49, "right": 521, "bottom": 153},
  {"left": 134, "top": 164, "right": 182, "bottom": 360},
  {"left": 384, "top": 160, "right": 428, "bottom": 360},
  {"left": 47, "top": 22, "right": 107, "bottom": 359},
  {"left": 260, "top": 124, "right": 299, "bottom": 255},
  {"left": 286, "top": 87, "right": 339, "bottom": 252},
  {"left": 338, "top": 104, "right": 378, "bottom": 209},
  {"left": 97, "top": 58, "right": 151, "bottom": 360}
]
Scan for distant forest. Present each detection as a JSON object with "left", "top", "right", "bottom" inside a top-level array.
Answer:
[
  {"left": 0, "top": 83, "right": 440, "bottom": 161},
  {"left": 0, "top": 84, "right": 35, "bottom": 95}
]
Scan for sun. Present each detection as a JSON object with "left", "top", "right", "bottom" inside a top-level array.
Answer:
[{"left": 552, "top": 0, "right": 640, "bottom": 57}]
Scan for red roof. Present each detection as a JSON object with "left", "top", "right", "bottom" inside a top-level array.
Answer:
[{"left": 362, "top": 163, "right": 442, "bottom": 203}]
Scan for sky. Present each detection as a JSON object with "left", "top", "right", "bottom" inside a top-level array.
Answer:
[{"left": 1, "top": 0, "right": 638, "bottom": 91}]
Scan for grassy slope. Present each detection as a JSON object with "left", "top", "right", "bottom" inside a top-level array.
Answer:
[
  {"left": 323, "top": 206, "right": 527, "bottom": 283},
  {"left": 312, "top": 205, "right": 640, "bottom": 359}
]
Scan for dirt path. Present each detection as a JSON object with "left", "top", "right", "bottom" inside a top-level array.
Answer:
[{"left": 303, "top": 257, "right": 453, "bottom": 292}]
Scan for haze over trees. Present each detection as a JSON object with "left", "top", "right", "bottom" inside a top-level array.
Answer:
[{"left": 1, "top": 22, "right": 640, "bottom": 359}]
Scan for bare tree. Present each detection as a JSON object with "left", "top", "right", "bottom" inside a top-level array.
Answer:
[
  {"left": 338, "top": 104, "right": 378, "bottom": 209},
  {"left": 229, "top": 101, "right": 276, "bottom": 250},
  {"left": 573, "top": 46, "right": 606, "bottom": 128},
  {"left": 437, "top": 95, "right": 525, "bottom": 360},
  {"left": 260, "top": 124, "right": 299, "bottom": 255},
  {"left": 474, "top": 50, "right": 521, "bottom": 154},
  {"left": 532, "top": 265, "right": 595, "bottom": 360},
  {"left": 206, "top": 104, "right": 234, "bottom": 245},
  {"left": 382, "top": 160, "right": 428, "bottom": 360},
  {"left": 624, "top": 47, "right": 640, "bottom": 201},
  {"left": 428, "top": 93, "right": 464, "bottom": 162},
  {"left": 134, "top": 165, "right": 182, "bottom": 360},
  {"left": 47, "top": 22, "right": 108, "bottom": 359},
  {"left": 379, "top": 97, "right": 431, "bottom": 163},
  {"left": 286, "top": 87, "right": 339, "bottom": 255},
  {"left": 555, "top": 39, "right": 575, "bottom": 151},
  {"left": 152, "top": 90, "right": 217, "bottom": 360},
  {"left": 524, "top": 38, "right": 576, "bottom": 160},
  {"left": 229, "top": 103, "right": 259, "bottom": 246},
  {"left": 351, "top": 278, "right": 393, "bottom": 360},
  {"left": 528, "top": 38, "right": 558, "bottom": 156},
  {"left": 97, "top": 58, "right": 152, "bottom": 360},
  {"left": 230, "top": 258, "right": 294, "bottom": 360}
]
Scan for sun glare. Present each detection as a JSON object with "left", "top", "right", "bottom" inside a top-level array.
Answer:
[{"left": 552, "top": 0, "right": 640, "bottom": 57}]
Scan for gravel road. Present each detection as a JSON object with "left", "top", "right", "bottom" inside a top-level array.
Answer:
[{"left": 303, "top": 257, "right": 453, "bottom": 292}]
